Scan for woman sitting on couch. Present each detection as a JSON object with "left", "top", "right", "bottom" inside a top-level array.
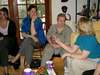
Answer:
[{"left": 53, "top": 17, "right": 100, "bottom": 75}]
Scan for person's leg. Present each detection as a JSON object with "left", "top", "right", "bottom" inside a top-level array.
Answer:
[
  {"left": 41, "top": 44, "right": 54, "bottom": 66},
  {"left": 64, "top": 57, "right": 74, "bottom": 75},
  {"left": 71, "top": 59, "right": 97, "bottom": 75},
  {"left": 20, "top": 55, "right": 25, "bottom": 68},
  {"left": 11, "top": 38, "right": 34, "bottom": 68},
  {"left": 11, "top": 52, "right": 21, "bottom": 63},
  {"left": 60, "top": 49, "right": 68, "bottom": 67},
  {"left": 20, "top": 38, "right": 35, "bottom": 67},
  {"left": 3, "top": 66, "right": 8, "bottom": 75},
  {"left": 60, "top": 49, "right": 71, "bottom": 75},
  {"left": 0, "top": 39, "right": 11, "bottom": 75},
  {"left": 94, "top": 63, "right": 100, "bottom": 75},
  {"left": 11, "top": 51, "right": 25, "bottom": 69},
  {"left": 0, "top": 49, "right": 8, "bottom": 75},
  {"left": 10, "top": 38, "right": 24, "bottom": 64},
  {"left": 24, "top": 44, "right": 34, "bottom": 67}
]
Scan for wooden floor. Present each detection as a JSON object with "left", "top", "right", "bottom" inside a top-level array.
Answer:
[{"left": 0, "top": 57, "right": 64, "bottom": 75}]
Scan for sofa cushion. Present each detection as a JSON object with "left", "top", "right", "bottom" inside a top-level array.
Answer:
[{"left": 93, "top": 20, "right": 100, "bottom": 31}]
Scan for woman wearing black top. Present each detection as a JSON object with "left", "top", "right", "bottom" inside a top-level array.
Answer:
[{"left": 0, "top": 7, "right": 17, "bottom": 75}]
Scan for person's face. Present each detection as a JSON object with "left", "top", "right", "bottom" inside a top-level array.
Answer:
[
  {"left": 79, "top": 23, "right": 87, "bottom": 32},
  {"left": 57, "top": 16, "right": 65, "bottom": 26},
  {"left": 29, "top": 8, "right": 37, "bottom": 19}
]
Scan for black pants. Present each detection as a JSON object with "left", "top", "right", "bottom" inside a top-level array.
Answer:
[
  {"left": 0, "top": 37, "right": 19, "bottom": 67},
  {"left": 0, "top": 38, "right": 9, "bottom": 66}
]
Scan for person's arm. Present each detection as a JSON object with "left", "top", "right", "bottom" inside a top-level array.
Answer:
[
  {"left": 64, "top": 26, "right": 73, "bottom": 45},
  {"left": 70, "top": 50, "right": 90, "bottom": 59},
  {"left": 62, "top": 50, "right": 90, "bottom": 60},
  {"left": 8, "top": 20, "right": 16, "bottom": 37},
  {"left": 56, "top": 39, "right": 79, "bottom": 53},
  {"left": 47, "top": 36, "right": 53, "bottom": 45},
  {"left": 54, "top": 35, "right": 79, "bottom": 53},
  {"left": 47, "top": 25, "right": 60, "bottom": 48},
  {"left": 47, "top": 35, "right": 60, "bottom": 48},
  {"left": 46, "top": 25, "right": 54, "bottom": 44}
]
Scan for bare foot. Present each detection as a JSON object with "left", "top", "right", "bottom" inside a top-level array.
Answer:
[
  {"left": 11, "top": 57, "right": 17, "bottom": 63},
  {"left": 8, "top": 55, "right": 15, "bottom": 63},
  {"left": 24, "top": 64, "right": 30, "bottom": 68}
]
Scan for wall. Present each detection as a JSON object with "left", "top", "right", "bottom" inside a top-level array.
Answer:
[
  {"left": 51, "top": 0, "right": 98, "bottom": 31},
  {"left": 52, "top": 0, "right": 76, "bottom": 24},
  {"left": 51, "top": 0, "right": 87, "bottom": 23}
]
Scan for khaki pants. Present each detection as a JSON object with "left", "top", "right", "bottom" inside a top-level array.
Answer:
[
  {"left": 70, "top": 58, "right": 98, "bottom": 75},
  {"left": 41, "top": 44, "right": 66, "bottom": 66}
]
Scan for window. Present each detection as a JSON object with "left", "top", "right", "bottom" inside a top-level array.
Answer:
[
  {"left": 16, "top": 0, "right": 46, "bottom": 39},
  {"left": 17, "top": 0, "right": 45, "bottom": 29},
  {"left": 0, "top": 0, "right": 51, "bottom": 43},
  {"left": 0, "top": 0, "right": 8, "bottom": 12}
]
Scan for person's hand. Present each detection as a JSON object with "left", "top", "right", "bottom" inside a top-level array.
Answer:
[
  {"left": 51, "top": 35, "right": 63, "bottom": 46},
  {"left": 49, "top": 35, "right": 57, "bottom": 44},
  {"left": 70, "top": 45, "right": 79, "bottom": 53},
  {"left": 31, "top": 36, "right": 38, "bottom": 42},
  {"left": 61, "top": 53, "right": 71, "bottom": 59},
  {"left": 54, "top": 37, "right": 61, "bottom": 45},
  {"left": 50, "top": 35, "right": 62, "bottom": 44},
  {"left": 52, "top": 44, "right": 60, "bottom": 48},
  {"left": 36, "top": 66, "right": 46, "bottom": 75}
]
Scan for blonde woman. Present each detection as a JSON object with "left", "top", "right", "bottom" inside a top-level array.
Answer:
[{"left": 54, "top": 17, "right": 100, "bottom": 75}]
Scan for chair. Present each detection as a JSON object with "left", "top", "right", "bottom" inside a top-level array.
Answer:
[
  {"left": 30, "top": 44, "right": 44, "bottom": 68},
  {"left": 32, "top": 25, "right": 47, "bottom": 60},
  {"left": 32, "top": 45, "right": 43, "bottom": 59}
]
